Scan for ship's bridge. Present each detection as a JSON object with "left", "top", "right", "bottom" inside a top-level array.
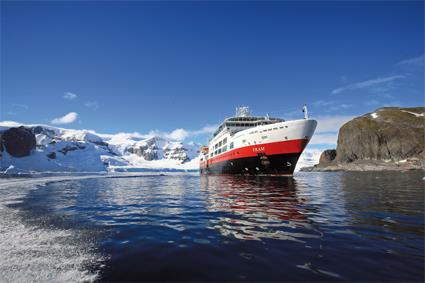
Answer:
[{"left": 212, "top": 115, "right": 285, "bottom": 138}]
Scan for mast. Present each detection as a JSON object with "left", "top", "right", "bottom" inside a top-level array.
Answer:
[{"left": 302, "top": 104, "right": 309, "bottom": 119}]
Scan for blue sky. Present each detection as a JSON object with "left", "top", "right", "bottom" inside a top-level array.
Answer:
[{"left": 1, "top": 1, "right": 424, "bottom": 148}]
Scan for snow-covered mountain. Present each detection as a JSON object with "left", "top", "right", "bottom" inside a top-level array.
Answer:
[
  {"left": 295, "top": 148, "right": 322, "bottom": 172},
  {"left": 0, "top": 122, "right": 200, "bottom": 173}
]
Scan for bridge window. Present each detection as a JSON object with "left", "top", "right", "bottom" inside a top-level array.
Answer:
[{"left": 229, "top": 142, "right": 234, "bottom": 149}]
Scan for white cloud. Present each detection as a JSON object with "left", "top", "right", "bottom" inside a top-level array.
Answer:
[
  {"left": 84, "top": 101, "right": 99, "bottom": 111},
  {"left": 397, "top": 54, "right": 424, "bottom": 67},
  {"left": 329, "top": 104, "right": 352, "bottom": 111},
  {"left": 309, "top": 133, "right": 339, "bottom": 145},
  {"left": 313, "top": 100, "right": 335, "bottom": 107},
  {"left": 315, "top": 115, "right": 354, "bottom": 133},
  {"left": 364, "top": 100, "right": 380, "bottom": 106},
  {"left": 331, "top": 75, "right": 404, "bottom": 95},
  {"left": 313, "top": 101, "right": 352, "bottom": 111},
  {"left": 7, "top": 104, "right": 29, "bottom": 115},
  {"left": 165, "top": 128, "right": 189, "bottom": 141},
  {"left": 377, "top": 93, "right": 396, "bottom": 99},
  {"left": 190, "top": 124, "right": 217, "bottom": 135},
  {"left": 63, "top": 92, "right": 78, "bottom": 100},
  {"left": 306, "top": 115, "right": 355, "bottom": 145},
  {"left": 306, "top": 115, "right": 355, "bottom": 146},
  {"left": 51, "top": 112, "right": 78, "bottom": 125},
  {"left": 147, "top": 124, "right": 218, "bottom": 142}
]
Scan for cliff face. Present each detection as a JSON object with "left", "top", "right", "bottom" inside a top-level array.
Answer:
[
  {"left": 303, "top": 107, "right": 425, "bottom": 171},
  {"left": 336, "top": 107, "right": 424, "bottom": 163}
]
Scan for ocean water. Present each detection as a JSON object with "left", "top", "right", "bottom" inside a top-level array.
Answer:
[{"left": 0, "top": 172, "right": 423, "bottom": 282}]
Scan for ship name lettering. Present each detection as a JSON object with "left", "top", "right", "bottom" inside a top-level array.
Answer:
[{"left": 252, "top": 147, "right": 265, "bottom": 152}]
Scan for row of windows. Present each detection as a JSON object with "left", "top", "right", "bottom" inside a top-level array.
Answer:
[
  {"left": 211, "top": 145, "right": 227, "bottom": 157},
  {"left": 210, "top": 125, "right": 288, "bottom": 157},
  {"left": 214, "top": 119, "right": 284, "bottom": 137},
  {"left": 249, "top": 125, "right": 288, "bottom": 134},
  {"left": 210, "top": 141, "right": 234, "bottom": 158},
  {"left": 210, "top": 137, "right": 229, "bottom": 158},
  {"left": 225, "top": 122, "right": 274, "bottom": 127},
  {"left": 227, "top": 117, "right": 285, "bottom": 122},
  {"left": 213, "top": 137, "right": 227, "bottom": 149}
]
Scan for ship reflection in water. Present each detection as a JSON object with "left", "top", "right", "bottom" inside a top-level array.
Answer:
[
  {"left": 4, "top": 172, "right": 424, "bottom": 282},
  {"left": 201, "top": 176, "right": 320, "bottom": 242}
]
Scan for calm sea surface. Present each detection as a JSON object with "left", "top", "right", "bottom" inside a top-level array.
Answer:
[{"left": 0, "top": 171, "right": 424, "bottom": 282}]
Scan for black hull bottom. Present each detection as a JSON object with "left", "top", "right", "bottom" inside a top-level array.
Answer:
[{"left": 200, "top": 153, "right": 302, "bottom": 176}]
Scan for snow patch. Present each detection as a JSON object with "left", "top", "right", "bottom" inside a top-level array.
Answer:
[
  {"left": 371, "top": 113, "right": 378, "bottom": 119},
  {"left": 401, "top": 110, "right": 425, "bottom": 117}
]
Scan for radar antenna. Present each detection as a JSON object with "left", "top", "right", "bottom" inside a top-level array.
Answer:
[{"left": 236, "top": 106, "right": 251, "bottom": 117}]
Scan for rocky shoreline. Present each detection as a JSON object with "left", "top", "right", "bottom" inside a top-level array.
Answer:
[
  {"left": 301, "top": 159, "right": 424, "bottom": 172},
  {"left": 302, "top": 107, "right": 425, "bottom": 172}
]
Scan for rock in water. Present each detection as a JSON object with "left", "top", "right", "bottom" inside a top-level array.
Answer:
[
  {"left": 336, "top": 107, "right": 424, "bottom": 163},
  {"left": 46, "top": 152, "right": 56, "bottom": 159},
  {"left": 2, "top": 126, "right": 36, "bottom": 157},
  {"left": 319, "top": 149, "right": 337, "bottom": 165}
]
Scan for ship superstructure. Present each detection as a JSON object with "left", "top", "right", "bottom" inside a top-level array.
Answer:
[{"left": 199, "top": 106, "right": 317, "bottom": 175}]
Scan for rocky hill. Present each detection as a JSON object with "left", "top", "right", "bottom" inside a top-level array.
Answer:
[
  {"left": 0, "top": 122, "right": 200, "bottom": 173},
  {"left": 303, "top": 107, "right": 425, "bottom": 171}
]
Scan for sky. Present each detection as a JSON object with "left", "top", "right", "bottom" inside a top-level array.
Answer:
[{"left": 1, "top": 0, "right": 424, "bottom": 149}]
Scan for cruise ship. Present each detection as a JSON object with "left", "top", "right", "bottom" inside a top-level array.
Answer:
[{"left": 199, "top": 106, "right": 317, "bottom": 175}]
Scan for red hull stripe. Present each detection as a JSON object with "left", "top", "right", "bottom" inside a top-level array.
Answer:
[{"left": 200, "top": 139, "right": 309, "bottom": 168}]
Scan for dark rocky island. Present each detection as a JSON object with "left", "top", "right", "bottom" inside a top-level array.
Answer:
[{"left": 302, "top": 107, "right": 425, "bottom": 171}]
